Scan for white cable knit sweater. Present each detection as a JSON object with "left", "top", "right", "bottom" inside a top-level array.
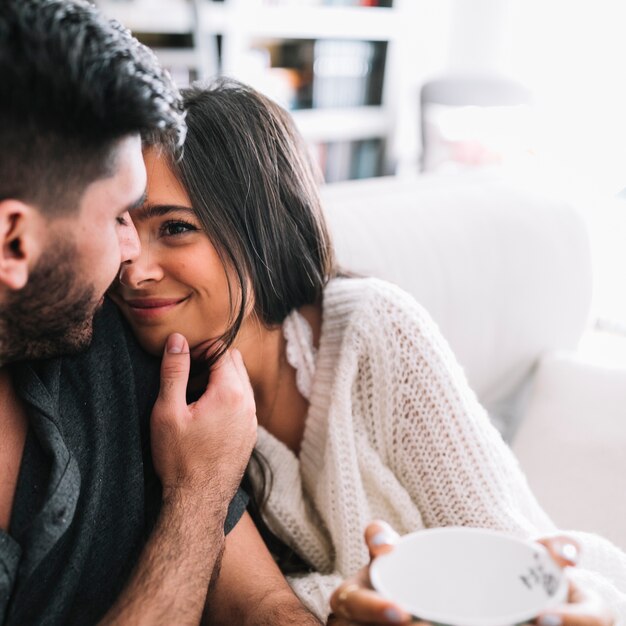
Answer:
[{"left": 251, "top": 277, "right": 626, "bottom": 623}]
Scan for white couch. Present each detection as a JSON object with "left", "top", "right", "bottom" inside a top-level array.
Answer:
[{"left": 320, "top": 172, "right": 626, "bottom": 551}]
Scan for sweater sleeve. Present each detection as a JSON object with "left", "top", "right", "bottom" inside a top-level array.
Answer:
[
  {"left": 252, "top": 428, "right": 341, "bottom": 622},
  {"left": 360, "top": 282, "right": 626, "bottom": 620},
  {"left": 287, "top": 572, "right": 344, "bottom": 623}
]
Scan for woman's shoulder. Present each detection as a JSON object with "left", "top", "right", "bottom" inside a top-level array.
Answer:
[
  {"left": 321, "top": 275, "right": 446, "bottom": 356},
  {"left": 323, "top": 275, "right": 429, "bottom": 324}
]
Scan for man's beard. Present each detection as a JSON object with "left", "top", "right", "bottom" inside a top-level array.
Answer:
[{"left": 0, "top": 236, "right": 100, "bottom": 364}]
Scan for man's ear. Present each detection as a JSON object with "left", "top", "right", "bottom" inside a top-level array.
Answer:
[{"left": 0, "top": 199, "right": 46, "bottom": 291}]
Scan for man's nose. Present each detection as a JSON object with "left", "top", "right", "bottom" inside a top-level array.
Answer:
[
  {"left": 118, "top": 240, "right": 164, "bottom": 288},
  {"left": 119, "top": 212, "right": 141, "bottom": 265}
]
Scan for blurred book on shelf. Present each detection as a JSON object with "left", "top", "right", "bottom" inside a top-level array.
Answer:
[
  {"left": 261, "top": 1, "right": 393, "bottom": 6},
  {"left": 242, "top": 39, "right": 314, "bottom": 110},
  {"left": 323, "top": 0, "right": 393, "bottom": 5},
  {"left": 313, "top": 39, "right": 385, "bottom": 108},
  {"left": 134, "top": 32, "right": 193, "bottom": 48},
  {"left": 167, "top": 66, "right": 200, "bottom": 89},
  {"left": 313, "top": 137, "right": 384, "bottom": 183},
  {"left": 245, "top": 38, "right": 386, "bottom": 111},
  {"left": 313, "top": 40, "right": 371, "bottom": 108},
  {"left": 98, "top": 0, "right": 409, "bottom": 181},
  {"left": 134, "top": 32, "right": 201, "bottom": 88}
]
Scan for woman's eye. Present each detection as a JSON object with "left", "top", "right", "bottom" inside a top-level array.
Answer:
[{"left": 161, "top": 220, "right": 197, "bottom": 237}]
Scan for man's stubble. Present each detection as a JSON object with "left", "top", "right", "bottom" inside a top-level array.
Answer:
[{"left": 0, "top": 234, "right": 100, "bottom": 364}]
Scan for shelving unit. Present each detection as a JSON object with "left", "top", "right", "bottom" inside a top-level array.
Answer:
[{"left": 97, "top": 0, "right": 420, "bottom": 181}]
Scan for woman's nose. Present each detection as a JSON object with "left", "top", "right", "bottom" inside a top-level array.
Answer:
[{"left": 118, "top": 246, "right": 164, "bottom": 288}]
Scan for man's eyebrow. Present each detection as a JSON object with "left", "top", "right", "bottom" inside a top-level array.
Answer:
[{"left": 131, "top": 202, "right": 196, "bottom": 221}]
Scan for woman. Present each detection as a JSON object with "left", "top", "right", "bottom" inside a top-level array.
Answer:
[{"left": 109, "top": 78, "right": 625, "bottom": 625}]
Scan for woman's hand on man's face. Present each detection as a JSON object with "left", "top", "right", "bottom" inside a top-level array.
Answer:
[
  {"left": 328, "top": 521, "right": 422, "bottom": 625},
  {"left": 328, "top": 525, "right": 615, "bottom": 626}
]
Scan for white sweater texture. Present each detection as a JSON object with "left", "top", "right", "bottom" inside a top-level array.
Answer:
[{"left": 251, "top": 277, "right": 626, "bottom": 622}]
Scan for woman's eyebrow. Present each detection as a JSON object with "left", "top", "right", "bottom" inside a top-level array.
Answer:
[{"left": 131, "top": 203, "right": 195, "bottom": 221}]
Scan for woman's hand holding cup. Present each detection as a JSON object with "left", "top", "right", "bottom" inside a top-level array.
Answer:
[
  {"left": 328, "top": 523, "right": 615, "bottom": 626},
  {"left": 535, "top": 535, "right": 614, "bottom": 626},
  {"left": 329, "top": 521, "right": 421, "bottom": 625}
]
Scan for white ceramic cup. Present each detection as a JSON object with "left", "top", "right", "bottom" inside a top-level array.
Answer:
[{"left": 370, "top": 527, "right": 569, "bottom": 626}]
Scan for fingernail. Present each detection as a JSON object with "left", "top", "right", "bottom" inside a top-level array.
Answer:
[
  {"left": 538, "top": 614, "right": 562, "bottom": 626},
  {"left": 371, "top": 530, "right": 398, "bottom": 546},
  {"left": 167, "top": 333, "right": 185, "bottom": 354},
  {"left": 383, "top": 607, "right": 407, "bottom": 623},
  {"left": 557, "top": 542, "right": 579, "bottom": 564}
]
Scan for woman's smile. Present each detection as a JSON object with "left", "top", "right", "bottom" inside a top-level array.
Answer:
[
  {"left": 122, "top": 295, "right": 191, "bottom": 322},
  {"left": 109, "top": 147, "right": 242, "bottom": 357}
]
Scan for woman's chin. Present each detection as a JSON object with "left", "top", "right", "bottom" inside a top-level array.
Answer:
[
  {"left": 135, "top": 332, "right": 170, "bottom": 357},
  {"left": 135, "top": 329, "right": 219, "bottom": 361}
]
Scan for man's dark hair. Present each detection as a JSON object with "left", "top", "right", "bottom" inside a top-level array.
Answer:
[{"left": 0, "top": 0, "right": 185, "bottom": 214}]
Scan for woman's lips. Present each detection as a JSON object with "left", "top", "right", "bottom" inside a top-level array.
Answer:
[{"left": 123, "top": 296, "right": 189, "bottom": 320}]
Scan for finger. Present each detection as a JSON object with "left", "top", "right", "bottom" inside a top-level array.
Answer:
[
  {"left": 230, "top": 348, "right": 254, "bottom": 396},
  {"left": 538, "top": 614, "right": 598, "bottom": 626},
  {"left": 536, "top": 581, "right": 613, "bottom": 626},
  {"left": 536, "top": 535, "right": 581, "bottom": 568},
  {"left": 157, "top": 333, "right": 190, "bottom": 411},
  {"left": 364, "top": 520, "right": 400, "bottom": 560},
  {"left": 330, "top": 583, "right": 413, "bottom": 624},
  {"left": 566, "top": 580, "right": 588, "bottom": 605},
  {"left": 231, "top": 348, "right": 257, "bottom": 417},
  {"left": 537, "top": 605, "right": 610, "bottom": 626},
  {"left": 194, "top": 349, "right": 246, "bottom": 415}
]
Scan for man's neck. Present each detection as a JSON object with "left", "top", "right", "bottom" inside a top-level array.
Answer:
[{"left": 0, "top": 366, "right": 29, "bottom": 532}]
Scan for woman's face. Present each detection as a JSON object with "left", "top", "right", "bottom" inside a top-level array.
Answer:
[{"left": 110, "top": 147, "right": 240, "bottom": 358}]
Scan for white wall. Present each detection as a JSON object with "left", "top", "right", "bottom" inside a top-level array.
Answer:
[
  {"left": 425, "top": 0, "right": 626, "bottom": 197},
  {"left": 420, "top": 0, "right": 626, "bottom": 333},
  {"left": 448, "top": 0, "right": 514, "bottom": 74}
]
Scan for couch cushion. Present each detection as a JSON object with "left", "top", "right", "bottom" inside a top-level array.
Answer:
[
  {"left": 512, "top": 352, "right": 626, "bottom": 551},
  {"left": 321, "top": 173, "right": 592, "bottom": 432}
]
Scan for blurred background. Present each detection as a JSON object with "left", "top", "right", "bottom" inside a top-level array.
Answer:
[{"left": 96, "top": 0, "right": 626, "bottom": 362}]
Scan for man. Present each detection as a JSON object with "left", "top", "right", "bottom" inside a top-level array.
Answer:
[{"left": 0, "top": 1, "right": 321, "bottom": 623}]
